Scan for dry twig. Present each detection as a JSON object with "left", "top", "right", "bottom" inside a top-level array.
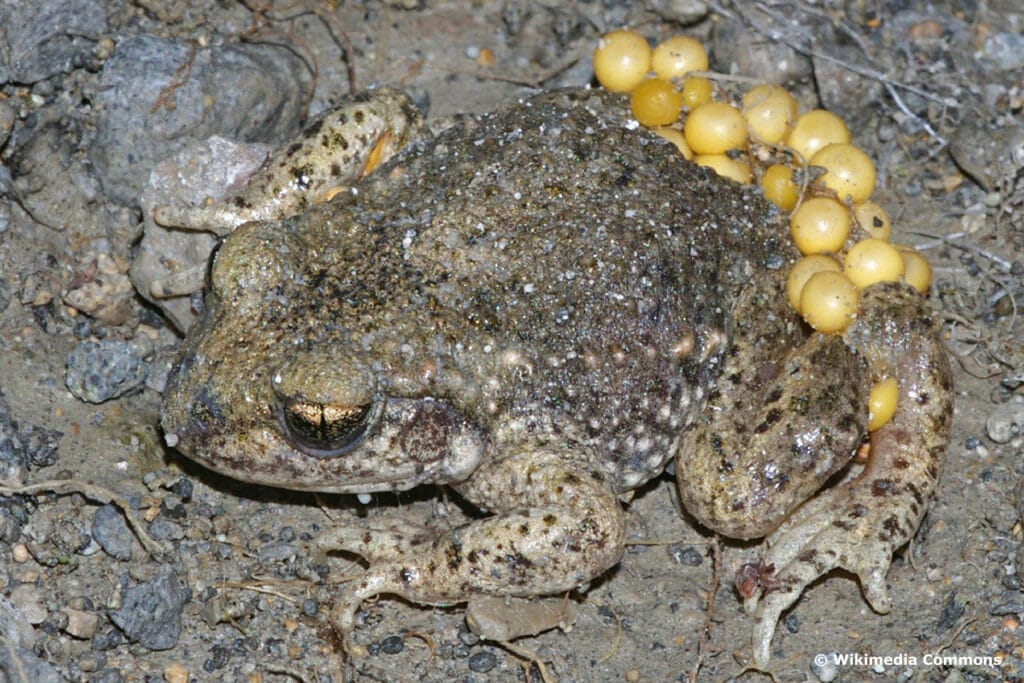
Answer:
[{"left": 0, "top": 478, "right": 169, "bottom": 556}]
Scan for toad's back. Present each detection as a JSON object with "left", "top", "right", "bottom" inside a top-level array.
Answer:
[
  {"left": 167, "top": 89, "right": 792, "bottom": 494},
  {"left": 287, "top": 90, "right": 789, "bottom": 488}
]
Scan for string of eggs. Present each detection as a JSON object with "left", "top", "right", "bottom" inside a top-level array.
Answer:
[{"left": 593, "top": 29, "right": 934, "bottom": 431}]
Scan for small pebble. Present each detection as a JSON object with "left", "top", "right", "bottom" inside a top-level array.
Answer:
[
  {"left": 65, "top": 340, "right": 147, "bottom": 403},
  {"left": 12, "top": 543, "right": 30, "bottom": 563},
  {"left": 168, "top": 475, "right": 192, "bottom": 501},
  {"left": 467, "top": 650, "right": 497, "bottom": 673},
  {"left": 92, "top": 627, "right": 123, "bottom": 651},
  {"left": 163, "top": 662, "right": 189, "bottom": 683},
  {"left": 10, "top": 584, "right": 47, "bottom": 624},
  {"left": 64, "top": 607, "right": 99, "bottom": 639},
  {"left": 667, "top": 544, "right": 703, "bottom": 566},
  {"left": 811, "top": 651, "right": 839, "bottom": 682},
  {"left": 458, "top": 623, "right": 480, "bottom": 646},
  {"left": 990, "top": 591, "right": 1024, "bottom": 615},
  {"left": 644, "top": 0, "right": 708, "bottom": 24},
  {"left": 92, "top": 504, "right": 133, "bottom": 561},
  {"left": 625, "top": 668, "right": 641, "bottom": 681},
  {"left": 380, "top": 635, "right": 404, "bottom": 654},
  {"left": 986, "top": 402, "right": 1024, "bottom": 443},
  {"left": 147, "top": 518, "right": 185, "bottom": 542},
  {"left": 983, "top": 32, "right": 1024, "bottom": 71},
  {"left": 257, "top": 541, "right": 298, "bottom": 563},
  {"left": 108, "top": 564, "right": 191, "bottom": 651}
]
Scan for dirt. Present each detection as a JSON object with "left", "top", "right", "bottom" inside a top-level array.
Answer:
[{"left": 0, "top": 1, "right": 1022, "bottom": 682}]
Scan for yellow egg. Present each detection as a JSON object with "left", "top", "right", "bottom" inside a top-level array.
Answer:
[
  {"left": 799, "top": 270, "right": 859, "bottom": 333},
  {"left": 651, "top": 35, "right": 708, "bottom": 80},
  {"left": 680, "top": 76, "right": 713, "bottom": 108},
  {"left": 843, "top": 238, "right": 904, "bottom": 289},
  {"left": 853, "top": 201, "right": 892, "bottom": 240},
  {"left": 593, "top": 30, "right": 651, "bottom": 93},
  {"left": 694, "top": 154, "right": 752, "bottom": 184},
  {"left": 651, "top": 126, "right": 693, "bottom": 159},
  {"left": 786, "top": 109, "right": 851, "bottom": 162},
  {"left": 741, "top": 84, "right": 798, "bottom": 145},
  {"left": 786, "top": 254, "right": 842, "bottom": 312},
  {"left": 894, "top": 244, "right": 933, "bottom": 294},
  {"left": 809, "top": 143, "right": 876, "bottom": 204},
  {"left": 684, "top": 102, "right": 747, "bottom": 155},
  {"left": 761, "top": 163, "right": 800, "bottom": 211},
  {"left": 789, "top": 197, "right": 850, "bottom": 255},
  {"left": 868, "top": 377, "right": 899, "bottom": 431},
  {"left": 631, "top": 78, "right": 683, "bottom": 127}
]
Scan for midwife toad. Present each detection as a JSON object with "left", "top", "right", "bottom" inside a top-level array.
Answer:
[{"left": 160, "top": 88, "right": 952, "bottom": 663}]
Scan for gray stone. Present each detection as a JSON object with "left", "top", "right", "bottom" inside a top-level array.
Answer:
[
  {"left": 986, "top": 400, "right": 1024, "bottom": 444},
  {"left": 644, "top": 0, "right": 708, "bottom": 25},
  {"left": 0, "top": 595, "right": 39, "bottom": 648},
  {"left": 257, "top": 541, "right": 299, "bottom": 564},
  {"left": 710, "top": 14, "right": 812, "bottom": 85},
  {"left": 983, "top": 32, "right": 1024, "bottom": 72},
  {"left": 146, "top": 518, "right": 184, "bottom": 542},
  {"left": 811, "top": 51, "right": 884, "bottom": 127},
  {"left": 90, "top": 35, "right": 311, "bottom": 205},
  {"left": 92, "top": 504, "right": 134, "bottom": 561},
  {"left": 0, "top": 642, "right": 62, "bottom": 683},
  {"left": 950, "top": 116, "right": 1024, "bottom": 192},
  {"left": 108, "top": 564, "right": 192, "bottom": 651},
  {"left": 0, "top": 0, "right": 108, "bottom": 84},
  {"left": 0, "top": 100, "right": 14, "bottom": 148},
  {"left": 65, "top": 340, "right": 148, "bottom": 404}
]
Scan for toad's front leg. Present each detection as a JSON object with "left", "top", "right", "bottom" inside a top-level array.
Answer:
[{"left": 322, "top": 449, "right": 626, "bottom": 629}]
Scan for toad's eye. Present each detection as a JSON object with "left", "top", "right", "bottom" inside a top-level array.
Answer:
[
  {"left": 277, "top": 397, "right": 380, "bottom": 458},
  {"left": 270, "top": 350, "right": 379, "bottom": 457}
]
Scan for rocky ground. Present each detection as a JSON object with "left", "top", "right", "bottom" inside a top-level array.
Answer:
[{"left": 1, "top": 0, "right": 1023, "bottom": 681}]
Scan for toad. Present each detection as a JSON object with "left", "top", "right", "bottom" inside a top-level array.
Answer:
[{"left": 158, "top": 88, "right": 952, "bottom": 664}]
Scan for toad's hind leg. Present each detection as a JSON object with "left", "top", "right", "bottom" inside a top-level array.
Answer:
[
  {"left": 324, "top": 450, "right": 626, "bottom": 629},
  {"left": 675, "top": 272, "right": 871, "bottom": 540},
  {"left": 744, "top": 283, "right": 952, "bottom": 665}
]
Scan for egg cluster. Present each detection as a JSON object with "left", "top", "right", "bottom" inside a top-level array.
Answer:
[{"left": 593, "top": 29, "right": 933, "bottom": 430}]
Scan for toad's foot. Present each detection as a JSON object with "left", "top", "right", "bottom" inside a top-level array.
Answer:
[
  {"left": 152, "top": 87, "right": 426, "bottom": 236},
  {"left": 325, "top": 451, "right": 626, "bottom": 630},
  {"left": 744, "top": 283, "right": 953, "bottom": 665}
]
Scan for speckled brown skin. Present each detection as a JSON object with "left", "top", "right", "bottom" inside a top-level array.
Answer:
[
  {"left": 152, "top": 88, "right": 426, "bottom": 236},
  {"left": 745, "top": 282, "right": 953, "bottom": 665},
  {"left": 160, "top": 88, "right": 952, "bottom": 659},
  {"left": 675, "top": 267, "right": 870, "bottom": 540}
]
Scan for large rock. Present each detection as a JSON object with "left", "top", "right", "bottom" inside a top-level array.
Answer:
[
  {"left": 0, "top": 0, "right": 107, "bottom": 84},
  {"left": 90, "top": 35, "right": 311, "bottom": 205}
]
